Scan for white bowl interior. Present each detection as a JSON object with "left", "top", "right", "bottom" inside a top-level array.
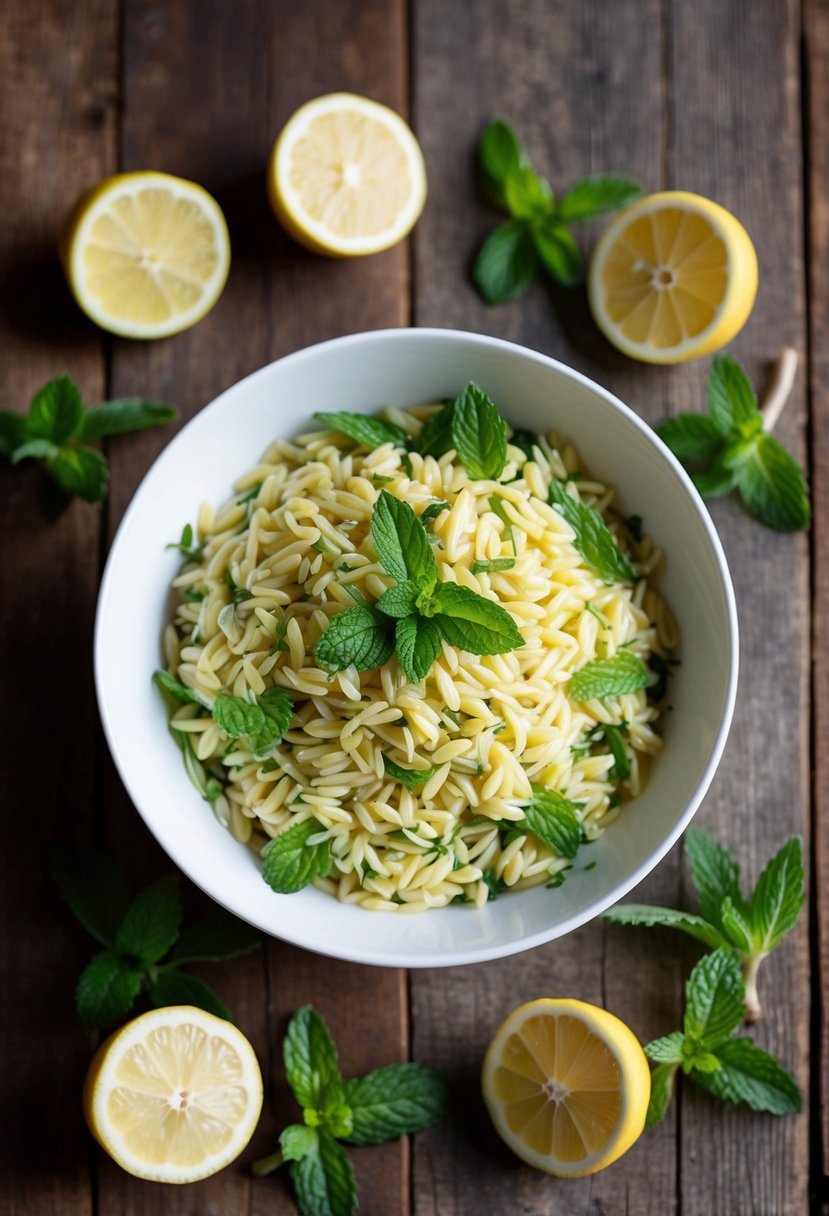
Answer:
[{"left": 95, "top": 329, "right": 737, "bottom": 967}]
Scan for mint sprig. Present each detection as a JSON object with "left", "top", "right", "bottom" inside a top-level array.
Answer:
[
  {"left": 603, "top": 830, "right": 804, "bottom": 1022},
  {"left": 473, "top": 118, "right": 642, "bottom": 302},
  {"left": 253, "top": 1005, "right": 445, "bottom": 1216},
  {"left": 50, "top": 844, "right": 260, "bottom": 1028},
  {"left": 413, "top": 382, "right": 508, "bottom": 482},
  {"left": 0, "top": 373, "right": 176, "bottom": 510},
  {"left": 155, "top": 672, "right": 294, "bottom": 764},
  {"left": 656, "top": 354, "right": 810, "bottom": 531},
  {"left": 261, "top": 818, "right": 332, "bottom": 894},
  {"left": 314, "top": 411, "right": 407, "bottom": 450},
  {"left": 570, "top": 652, "right": 649, "bottom": 701},
  {"left": 548, "top": 477, "right": 636, "bottom": 584}
]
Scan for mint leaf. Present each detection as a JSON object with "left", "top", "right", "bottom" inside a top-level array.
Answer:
[
  {"left": 213, "top": 693, "right": 266, "bottom": 739},
  {"left": 656, "top": 413, "right": 725, "bottom": 462},
  {"left": 644, "top": 1033, "right": 685, "bottom": 1064},
  {"left": 153, "top": 669, "right": 206, "bottom": 707},
  {"left": 50, "top": 843, "right": 132, "bottom": 948},
  {"left": 284, "top": 1005, "right": 344, "bottom": 1111},
  {"left": 692, "top": 455, "right": 737, "bottom": 499},
  {"left": 395, "top": 614, "right": 443, "bottom": 682},
  {"left": 80, "top": 398, "right": 176, "bottom": 440},
  {"left": 570, "top": 652, "right": 648, "bottom": 700},
  {"left": 11, "top": 438, "right": 57, "bottom": 462},
  {"left": 523, "top": 785, "right": 581, "bottom": 858},
  {"left": 75, "top": 950, "right": 143, "bottom": 1028},
  {"left": 280, "top": 1123, "right": 318, "bottom": 1163},
  {"left": 417, "top": 402, "right": 455, "bottom": 458},
  {"left": 693, "top": 1037, "right": 802, "bottom": 1114},
  {"left": 532, "top": 218, "right": 584, "bottom": 287},
  {"left": 254, "top": 686, "right": 294, "bottom": 752},
  {"left": 148, "top": 970, "right": 232, "bottom": 1021},
  {"left": 383, "top": 756, "right": 436, "bottom": 789},
  {"left": 548, "top": 478, "right": 635, "bottom": 584},
  {"left": 291, "top": 1131, "right": 357, "bottom": 1216},
  {"left": 708, "top": 354, "right": 762, "bottom": 438},
  {"left": 478, "top": 119, "right": 525, "bottom": 202},
  {"left": 371, "top": 491, "right": 438, "bottom": 587},
  {"left": 450, "top": 382, "right": 508, "bottom": 480},
  {"left": 604, "top": 723, "right": 631, "bottom": 780},
  {"left": 115, "top": 874, "right": 182, "bottom": 965},
  {"left": 602, "top": 904, "right": 726, "bottom": 949},
  {"left": 471, "top": 558, "right": 515, "bottom": 573},
  {"left": 645, "top": 1062, "right": 678, "bottom": 1128},
  {"left": 488, "top": 494, "right": 516, "bottom": 551},
  {"left": 168, "top": 909, "right": 261, "bottom": 964},
  {"left": 29, "top": 374, "right": 84, "bottom": 443},
  {"left": 429, "top": 582, "right": 523, "bottom": 655},
  {"left": 262, "top": 818, "right": 331, "bottom": 894},
  {"left": 731, "top": 433, "right": 810, "bottom": 531},
  {"left": 49, "top": 444, "right": 108, "bottom": 502},
  {"left": 420, "top": 501, "right": 450, "bottom": 524},
  {"left": 315, "top": 606, "right": 394, "bottom": 673},
  {"left": 504, "top": 166, "right": 554, "bottom": 220},
  {"left": 376, "top": 579, "right": 421, "bottom": 619},
  {"left": 719, "top": 896, "right": 754, "bottom": 951},
  {"left": 0, "top": 411, "right": 28, "bottom": 456},
  {"left": 166, "top": 522, "right": 204, "bottom": 560},
  {"left": 556, "top": 174, "right": 643, "bottom": 222},
  {"left": 314, "top": 411, "right": 407, "bottom": 450},
  {"left": 747, "top": 836, "right": 804, "bottom": 953},
  {"left": 473, "top": 220, "right": 538, "bottom": 304},
  {"left": 684, "top": 827, "right": 742, "bottom": 933},
  {"left": 683, "top": 949, "right": 745, "bottom": 1048},
  {"left": 344, "top": 1063, "right": 446, "bottom": 1145}
]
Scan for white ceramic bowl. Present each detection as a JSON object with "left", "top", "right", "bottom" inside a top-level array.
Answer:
[{"left": 95, "top": 328, "right": 738, "bottom": 967}]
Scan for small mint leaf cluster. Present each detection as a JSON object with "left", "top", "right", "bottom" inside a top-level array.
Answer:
[
  {"left": 253, "top": 1006, "right": 446, "bottom": 1216},
  {"left": 50, "top": 844, "right": 261, "bottom": 1028},
  {"left": 473, "top": 118, "right": 643, "bottom": 303}
]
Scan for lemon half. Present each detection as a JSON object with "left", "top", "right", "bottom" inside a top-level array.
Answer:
[
  {"left": 268, "top": 92, "right": 427, "bottom": 257},
  {"left": 83, "top": 1005, "right": 263, "bottom": 1183},
  {"left": 588, "top": 190, "right": 757, "bottom": 363},
  {"left": 482, "top": 998, "right": 651, "bottom": 1177},
  {"left": 62, "top": 171, "right": 230, "bottom": 339}
]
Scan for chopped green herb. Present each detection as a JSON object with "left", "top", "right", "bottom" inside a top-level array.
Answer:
[{"left": 471, "top": 557, "right": 516, "bottom": 574}]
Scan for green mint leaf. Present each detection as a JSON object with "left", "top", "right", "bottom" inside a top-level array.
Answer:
[
  {"left": 280, "top": 1123, "right": 318, "bottom": 1163},
  {"left": 50, "top": 843, "right": 132, "bottom": 948},
  {"left": 478, "top": 118, "right": 525, "bottom": 203},
  {"left": 471, "top": 558, "right": 516, "bottom": 573},
  {"left": 166, "top": 522, "right": 204, "bottom": 560},
  {"left": 291, "top": 1131, "right": 357, "bottom": 1216},
  {"left": 707, "top": 354, "right": 762, "bottom": 438},
  {"left": 148, "top": 970, "right": 233, "bottom": 1021},
  {"left": 254, "top": 686, "right": 295, "bottom": 751},
  {"left": 570, "top": 652, "right": 648, "bottom": 700},
  {"left": 473, "top": 220, "right": 538, "bottom": 304},
  {"left": 376, "top": 579, "right": 421, "bottom": 618},
  {"left": 645, "top": 1062, "right": 678, "bottom": 1128},
  {"left": 75, "top": 950, "right": 143, "bottom": 1028},
  {"left": 731, "top": 433, "right": 810, "bottom": 531},
  {"left": 604, "top": 723, "right": 631, "bottom": 780},
  {"left": 153, "top": 668, "right": 206, "bottom": 707},
  {"left": 48, "top": 443, "right": 108, "bottom": 502},
  {"left": 644, "top": 1033, "right": 685, "bottom": 1064},
  {"left": 169, "top": 725, "right": 220, "bottom": 801},
  {"left": 262, "top": 818, "right": 331, "bottom": 894},
  {"left": 314, "top": 411, "right": 407, "bottom": 450},
  {"left": 372, "top": 490, "right": 438, "bottom": 586},
  {"left": 719, "top": 895, "right": 755, "bottom": 952},
  {"left": 548, "top": 478, "right": 635, "bottom": 584},
  {"left": 656, "top": 413, "right": 725, "bottom": 463},
  {"left": 212, "top": 693, "right": 266, "bottom": 739},
  {"left": 79, "top": 398, "right": 177, "bottom": 440},
  {"left": 522, "top": 785, "right": 581, "bottom": 858},
  {"left": 747, "top": 836, "right": 804, "bottom": 953},
  {"left": 395, "top": 614, "right": 443, "bottom": 682},
  {"left": 315, "top": 605, "right": 395, "bottom": 674},
  {"left": 683, "top": 949, "right": 745, "bottom": 1048},
  {"left": 224, "top": 569, "right": 252, "bottom": 604},
  {"left": 344, "top": 1063, "right": 446, "bottom": 1145},
  {"left": 450, "top": 382, "right": 508, "bottom": 480},
  {"left": 168, "top": 909, "right": 261, "bottom": 964},
  {"left": 417, "top": 402, "right": 455, "bottom": 458},
  {"left": 687, "top": 1050, "right": 722, "bottom": 1074},
  {"left": 383, "top": 756, "right": 437, "bottom": 789},
  {"left": 429, "top": 582, "right": 523, "bottom": 656},
  {"left": 28, "top": 373, "right": 84, "bottom": 444},
  {"left": 684, "top": 827, "right": 742, "bottom": 933},
  {"left": 692, "top": 455, "right": 737, "bottom": 499},
  {"left": 504, "top": 165, "right": 554, "bottom": 220},
  {"left": 602, "top": 904, "right": 726, "bottom": 949},
  {"left": 284, "top": 1005, "right": 344, "bottom": 1111},
  {"left": 531, "top": 218, "right": 584, "bottom": 287},
  {"left": 420, "top": 501, "right": 450, "bottom": 524},
  {"left": 0, "top": 410, "right": 28, "bottom": 456},
  {"left": 488, "top": 493, "right": 516, "bottom": 551},
  {"left": 694, "top": 1037, "right": 802, "bottom": 1115},
  {"left": 115, "top": 874, "right": 182, "bottom": 965},
  {"left": 556, "top": 174, "right": 643, "bottom": 222},
  {"left": 11, "top": 438, "right": 57, "bottom": 463}
]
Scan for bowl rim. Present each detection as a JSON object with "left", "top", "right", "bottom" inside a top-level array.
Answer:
[{"left": 94, "top": 326, "right": 739, "bottom": 967}]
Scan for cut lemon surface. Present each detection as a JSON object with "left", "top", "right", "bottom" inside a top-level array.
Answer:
[
  {"left": 482, "top": 998, "right": 651, "bottom": 1177},
  {"left": 268, "top": 92, "right": 427, "bottom": 257},
  {"left": 588, "top": 190, "right": 757, "bottom": 364},
  {"left": 61, "top": 172, "right": 230, "bottom": 339},
  {"left": 83, "top": 1005, "right": 262, "bottom": 1183}
]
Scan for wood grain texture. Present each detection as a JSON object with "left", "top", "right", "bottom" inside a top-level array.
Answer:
[{"left": 0, "top": 3, "right": 116, "bottom": 1214}]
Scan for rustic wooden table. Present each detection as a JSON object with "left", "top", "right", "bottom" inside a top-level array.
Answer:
[{"left": 2, "top": 1, "right": 826, "bottom": 1213}]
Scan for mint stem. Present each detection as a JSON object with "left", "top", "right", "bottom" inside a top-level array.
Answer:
[
  {"left": 742, "top": 952, "right": 766, "bottom": 1024},
  {"left": 252, "top": 1149, "right": 284, "bottom": 1177},
  {"left": 760, "top": 346, "right": 798, "bottom": 434}
]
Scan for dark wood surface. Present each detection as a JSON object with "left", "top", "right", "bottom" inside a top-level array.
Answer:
[{"left": 0, "top": 1, "right": 821, "bottom": 1213}]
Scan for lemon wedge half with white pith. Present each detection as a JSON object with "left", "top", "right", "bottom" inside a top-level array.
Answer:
[
  {"left": 83, "top": 1005, "right": 262, "bottom": 1183},
  {"left": 588, "top": 190, "right": 758, "bottom": 364},
  {"left": 268, "top": 92, "right": 427, "bottom": 257},
  {"left": 61, "top": 171, "right": 230, "bottom": 339},
  {"left": 482, "top": 998, "right": 651, "bottom": 1177}
]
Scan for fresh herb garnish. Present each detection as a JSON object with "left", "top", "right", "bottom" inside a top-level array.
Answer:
[
  {"left": 155, "top": 675, "right": 293, "bottom": 764},
  {"left": 656, "top": 354, "right": 810, "bottom": 531},
  {"left": 0, "top": 373, "right": 175, "bottom": 509},
  {"left": 604, "top": 831, "right": 804, "bottom": 1023},
  {"left": 253, "top": 1005, "right": 445, "bottom": 1216},
  {"left": 549, "top": 477, "right": 636, "bottom": 584},
  {"left": 472, "top": 557, "right": 516, "bottom": 573},
  {"left": 570, "top": 652, "right": 649, "bottom": 700},
  {"left": 314, "top": 411, "right": 408, "bottom": 450},
  {"left": 604, "top": 723, "right": 631, "bottom": 780},
  {"left": 488, "top": 494, "right": 516, "bottom": 551},
  {"left": 413, "top": 382, "right": 507, "bottom": 481},
  {"left": 482, "top": 869, "right": 507, "bottom": 900},
  {"left": 420, "top": 501, "right": 450, "bottom": 525},
  {"left": 166, "top": 522, "right": 204, "bottom": 561},
  {"left": 224, "top": 568, "right": 253, "bottom": 604},
  {"left": 383, "top": 756, "right": 437, "bottom": 789},
  {"left": 522, "top": 785, "right": 582, "bottom": 859},
  {"left": 50, "top": 845, "right": 260, "bottom": 1028},
  {"left": 473, "top": 118, "right": 642, "bottom": 302},
  {"left": 261, "top": 818, "right": 332, "bottom": 894}
]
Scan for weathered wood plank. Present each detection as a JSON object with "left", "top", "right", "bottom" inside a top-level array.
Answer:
[{"left": 0, "top": 3, "right": 117, "bottom": 1214}]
